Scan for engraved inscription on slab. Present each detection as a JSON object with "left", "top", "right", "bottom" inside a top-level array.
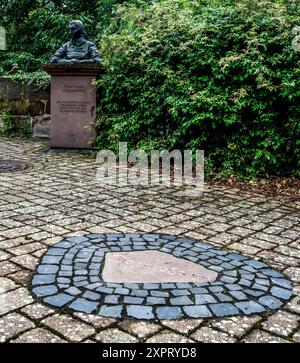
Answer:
[
  {"left": 57, "top": 101, "right": 90, "bottom": 113},
  {"left": 102, "top": 250, "right": 218, "bottom": 283},
  {"left": 63, "top": 85, "right": 85, "bottom": 93}
]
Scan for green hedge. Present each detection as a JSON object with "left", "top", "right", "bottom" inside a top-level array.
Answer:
[{"left": 96, "top": 0, "right": 300, "bottom": 178}]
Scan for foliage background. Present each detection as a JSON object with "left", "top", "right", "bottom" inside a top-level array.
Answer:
[{"left": 0, "top": 0, "right": 299, "bottom": 178}]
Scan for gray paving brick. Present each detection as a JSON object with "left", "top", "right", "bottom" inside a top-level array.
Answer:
[
  {"left": 195, "top": 294, "right": 217, "bottom": 304},
  {"left": 126, "top": 305, "right": 154, "bottom": 320},
  {"left": 170, "top": 296, "right": 193, "bottom": 305},
  {"left": 210, "top": 303, "right": 239, "bottom": 317},
  {"left": 44, "top": 293, "right": 74, "bottom": 307},
  {"left": 69, "top": 298, "right": 98, "bottom": 313},
  {"left": 235, "top": 301, "right": 265, "bottom": 315},
  {"left": 156, "top": 307, "right": 183, "bottom": 320},
  {"left": 99, "top": 305, "right": 123, "bottom": 318}
]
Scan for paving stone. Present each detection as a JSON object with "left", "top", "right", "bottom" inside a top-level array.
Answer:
[
  {"left": 235, "top": 301, "right": 265, "bottom": 315},
  {"left": 183, "top": 306, "right": 212, "bottom": 318},
  {"left": 0, "top": 277, "right": 19, "bottom": 293},
  {"left": 32, "top": 285, "right": 58, "bottom": 297},
  {"left": 65, "top": 287, "right": 82, "bottom": 296},
  {"left": 37, "top": 265, "right": 58, "bottom": 275},
  {"left": 146, "top": 330, "right": 194, "bottom": 343},
  {"left": 95, "top": 287, "right": 114, "bottom": 294},
  {"left": 0, "top": 261, "right": 22, "bottom": 276},
  {"left": 270, "top": 286, "right": 292, "bottom": 300},
  {"left": 229, "top": 291, "right": 248, "bottom": 301},
  {"left": 96, "top": 328, "right": 138, "bottom": 343},
  {"left": 73, "top": 312, "right": 116, "bottom": 328},
  {"left": 150, "top": 290, "right": 169, "bottom": 297},
  {"left": 258, "top": 295, "right": 283, "bottom": 310},
  {"left": 210, "top": 316, "right": 261, "bottom": 338},
  {"left": 104, "top": 295, "right": 120, "bottom": 304},
  {"left": 9, "top": 269, "right": 32, "bottom": 286},
  {"left": 156, "top": 307, "right": 183, "bottom": 320},
  {"left": 243, "top": 330, "right": 289, "bottom": 343},
  {"left": 285, "top": 294, "right": 300, "bottom": 314},
  {"left": 261, "top": 269, "right": 284, "bottom": 278},
  {"left": 161, "top": 319, "right": 203, "bottom": 334},
  {"left": 209, "top": 303, "right": 239, "bottom": 317},
  {"left": 170, "top": 296, "right": 193, "bottom": 305},
  {"left": 0, "top": 287, "right": 33, "bottom": 315},
  {"left": 99, "top": 305, "right": 123, "bottom": 318},
  {"left": 11, "top": 328, "right": 66, "bottom": 343},
  {"left": 195, "top": 294, "right": 217, "bottom": 304},
  {"left": 191, "top": 327, "right": 236, "bottom": 343},
  {"left": 42, "top": 314, "right": 95, "bottom": 342},
  {"left": 261, "top": 311, "right": 299, "bottom": 337},
  {"left": 69, "top": 298, "right": 98, "bottom": 314},
  {"left": 271, "top": 278, "right": 292, "bottom": 289},
  {"left": 82, "top": 291, "right": 101, "bottom": 301},
  {"left": 118, "top": 320, "right": 162, "bottom": 339},
  {"left": 0, "top": 313, "right": 35, "bottom": 342},
  {"left": 124, "top": 296, "right": 144, "bottom": 305},
  {"left": 32, "top": 275, "right": 55, "bottom": 285},
  {"left": 171, "top": 289, "right": 190, "bottom": 296},
  {"left": 43, "top": 293, "right": 74, "bottom": 308},
  {"left": 147, "top": 297, "right": 166, "bottom": 305},
  {"left": 21, "top": 303, "right": 55, "bottom": 320},
  {"left": 126, "top": 305, "right": 154, "bottom": 320}
]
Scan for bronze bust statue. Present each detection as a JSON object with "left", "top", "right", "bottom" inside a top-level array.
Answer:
[{"left": 50, "top": 20, "right": 102, "bottom": 64}]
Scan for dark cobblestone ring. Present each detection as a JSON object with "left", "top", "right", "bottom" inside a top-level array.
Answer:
[{"left": 30, "top": 233, "right": 294, "bottom": 320}]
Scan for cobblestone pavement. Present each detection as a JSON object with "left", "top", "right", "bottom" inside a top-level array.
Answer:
[{"left": 0, "top": 138, "right": 299, "bottom": 343}]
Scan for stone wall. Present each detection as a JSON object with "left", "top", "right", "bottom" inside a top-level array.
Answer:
[{"left": 0, "top": 77, "right": 50, "bottom": 138}]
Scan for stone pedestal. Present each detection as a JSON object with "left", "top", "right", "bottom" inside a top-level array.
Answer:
[{"left": 44, "top": 64, "right": 103, "bottom": 149}]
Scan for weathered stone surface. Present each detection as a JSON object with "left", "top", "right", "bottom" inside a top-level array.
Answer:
[
  {"left": 191, "top": 327, "right": 236, "bottom": 343},
  {"left": 11, "top": 328, "right": 66, "bottom": 343},
  {"left": 261, "top": 311, "right": 299, "bottom": 337},
  {"left": 0, "top": 313, "right": 34, "bottom": 342},
  {"left": 146, "top": 330, "right": 194, "bottom": 343},
  {"left": 161, "top": 319, "right": 203, "bottom": 334},
  {"left": 243, "top": 330, "right": 289, "bottom": 343},
  {"left": 95, "top": 328, "right": 138, "bottom": 343},
  {"left": 0, "top": 287, "right": 33, "bottom": 315},
  {"left": 42, "top": 314, "right": 95, "bottom": 342},
  {"left": 21, "top": 303, "right": 55, "bottom": 320},
  {"left": 73, "top": 312, "right": 116, "bottom": 329},
  {"left": 210, "top": 316, "right": 261, "bottom": 338},
  {"left": 0, "top": 277, "right": 19, "bottom": 293},
  {"left": 118, "top": 320, "right": 162, "bottom": 339},
  {"left": 102, "top": 250, "right": 218, "bottom": 283}
]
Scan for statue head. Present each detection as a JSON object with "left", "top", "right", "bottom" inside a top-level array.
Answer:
[{"left": 68, "top": 20, "right": 85, "bottom": 40}]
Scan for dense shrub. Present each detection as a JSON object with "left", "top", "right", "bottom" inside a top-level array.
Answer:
[
  {"left": 0, "top": 0, "right": 100, "bottom": 73},
  {"left": 96, "top": 0, "right": 300, "bottom": 178}
]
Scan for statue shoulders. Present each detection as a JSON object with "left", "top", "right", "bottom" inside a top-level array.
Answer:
[{"left": 86, "top": 40, "right": 96, "bottom": 47}]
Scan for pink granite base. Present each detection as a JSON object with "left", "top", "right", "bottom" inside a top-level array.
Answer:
[
  {"left": 102, "top": 250, "right": 218, "bottom": 283},
  {"left": 44, "top": 65, "right": 102, "bottom": 149}
]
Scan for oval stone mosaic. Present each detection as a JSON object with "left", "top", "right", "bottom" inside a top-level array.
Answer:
[{"left": 30, "top": 233, "right": 293, "bottom": 320}]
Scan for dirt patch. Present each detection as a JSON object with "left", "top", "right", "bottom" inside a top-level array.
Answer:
[{"left": 208, "top": 176, "right": 300, "bottom": 202}]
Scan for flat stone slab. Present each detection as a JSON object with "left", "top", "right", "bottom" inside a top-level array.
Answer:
[
  {"left": 30, "top": 233, "right": 293, "bottom": 320},
  {"left": 102, "top": 250, "right": 218, "bottom": 283}
]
